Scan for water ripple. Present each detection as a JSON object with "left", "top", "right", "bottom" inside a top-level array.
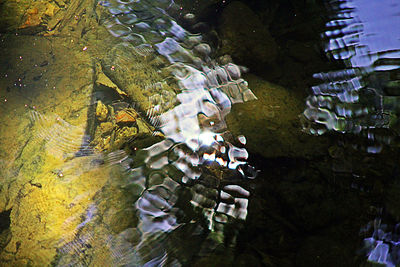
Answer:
[{"left": 52, "top": 0, "right": 259, "bottom": 265}]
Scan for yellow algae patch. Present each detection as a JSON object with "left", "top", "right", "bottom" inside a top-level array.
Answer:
[
  {"left": 96, "top": 100, "right": 109, "bottom": 122},
  {"left": 4, "top": 154, "right": 111, "bottom": 266},
  {"left": 44, "top": 3, "right": 58, "bottom": 17},
  {"left": 96, "top": 69, "right": 128, "bottom": 97}
]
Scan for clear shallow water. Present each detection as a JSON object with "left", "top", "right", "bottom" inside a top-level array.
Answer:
[
  {"left": 0, "top": 0, "right": 400, "bottom": 266},
  {"left": 0, "top": 0, "right": 258, "bottom": 265}
]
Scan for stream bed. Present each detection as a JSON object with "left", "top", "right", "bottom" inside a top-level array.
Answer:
[{"left": 0, "top": 0, "right": 400, "bottom": 266}]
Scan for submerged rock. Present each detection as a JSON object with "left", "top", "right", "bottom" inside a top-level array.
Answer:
[
  {"left": 218, "top": 1, "right": 279, "bottom": 73},
  {"left": 113, "top": 126, "right": 137, "bottom": 148},
  {"left": 96, "top": 100, "right": 108, "bottom": 121},
  {"left": 226, "top": 74, "right": 330, "bottom": 158},
  {"left": 98, "top": 122, "right": 114, "bottom": 136},
  {"left": 0, "top": 32, "right": 95, "bottom": 265},
  {"left": 115, "top": 109, "right": 137, "bottom": 125},
  {"left": 96, "top": 66, "right": 128, "bottom": 98}
]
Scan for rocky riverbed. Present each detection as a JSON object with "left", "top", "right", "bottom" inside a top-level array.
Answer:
[{"left": 1, "top": 0, "right": 399, "bottom": 266}]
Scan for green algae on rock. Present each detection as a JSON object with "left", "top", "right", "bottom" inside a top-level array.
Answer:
[{"left": 226, "top": 74, "right": 330, "bottom": 158}]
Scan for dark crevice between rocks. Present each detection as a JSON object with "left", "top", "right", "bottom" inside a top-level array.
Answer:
[
  {"left": 0, "top": 209, "right": 11, "bottom": 233},
  {"left": 0, "top": 209, "right": 12, "bottom": 251},
  {"left": 29, "top": 180, "right": 42, "bottom": 189}
]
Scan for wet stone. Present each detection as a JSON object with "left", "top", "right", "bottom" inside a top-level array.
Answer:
[
  {"left": 115, "top": 109, "right": 137, "bottom": 125},
  {"left": 117, "top": 126, "right": 137, "bottom": 138},
  {"left": 99, "top": 122, "right": 114, "bottom": 135},
  {"left": 226, "top": 74, "right": 330, "bottom": 158},
  {"left": 113, "top": 126, "right": 138, "bottom": 148},
  {"left": 96, "top": 100, "right": 108, "bottom": 121}
]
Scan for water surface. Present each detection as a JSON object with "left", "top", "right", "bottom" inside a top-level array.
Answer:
[{"left": 0, "top": 0, "right": 400, "bottom": 266}]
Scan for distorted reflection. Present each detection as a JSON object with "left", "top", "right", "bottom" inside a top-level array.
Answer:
[
  {"left": 24, "top": 0, "right": 260, "bottom": 265},
  {"left": 302, "top": 0, "right": 400, "bottom": 265},
  {"left": 303, "top": 0, "right": 400, "bottom": 154}
]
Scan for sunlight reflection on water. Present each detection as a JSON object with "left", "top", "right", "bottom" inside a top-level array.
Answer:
[
  {"left": 303, "top": 0, "right": 400, "bottom": 265},
  {"left": 303, "top": 0, "right": 400, "bottom": 154},
  {"left": 48, "top": 0, "right": 259, "bottom": 265}
]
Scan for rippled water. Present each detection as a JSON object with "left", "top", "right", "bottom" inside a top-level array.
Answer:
[
  {"left": 303, "top": 0, "right": 400, "bottom": 153},
  {"left": 1, "top": 0, "right": 400, "bottom": 266},
  {"left": 52, "top": 0, "right": 256, "bottom": 265},
  {"left": 303, "top": 0, "right": 400, "bottom": 266},
  {"left": 1, "top": 0, "right": 259, "bottom": 265}
]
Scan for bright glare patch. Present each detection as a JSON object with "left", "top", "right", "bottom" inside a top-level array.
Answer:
[
  {"left": 198, "top": 131, "right": 216, "bottom": 146},
  {"left": 215, "top": 157, "right": 226, "bottom": 166},
  {"left": 203, "top": 152, "right": 216, "bottom": 161},
  {"left": 238, "top": 135, "right": 246, "bottom": 145}
]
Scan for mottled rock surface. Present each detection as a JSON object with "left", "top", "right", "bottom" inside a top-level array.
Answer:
[
  {"left": 226, "top": 73, "right": 330, "bottom": 158},
  {"left": 0, "top": 33, "right": 96, "bottom": 265},
  {"left": 0, "top": 0, "right": 150, "bottom": 264}
]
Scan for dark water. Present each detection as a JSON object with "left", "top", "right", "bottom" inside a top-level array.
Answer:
[
  {"left": 0, "top": 0, "right": 400, "bottom": 266},
  {"left": 302, "top": 0, "right": 400, "bottom": 266}
]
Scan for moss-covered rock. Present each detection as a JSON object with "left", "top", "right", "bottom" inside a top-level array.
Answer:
[
  {"left": 96, "top": 100, "right": 108, "bottom": 121},
  {"left": 226, "top": 74, "right": 330, "bottom": 158},
  {"left": 101, "top": 43, "right": 177, "bottom": 113}
]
